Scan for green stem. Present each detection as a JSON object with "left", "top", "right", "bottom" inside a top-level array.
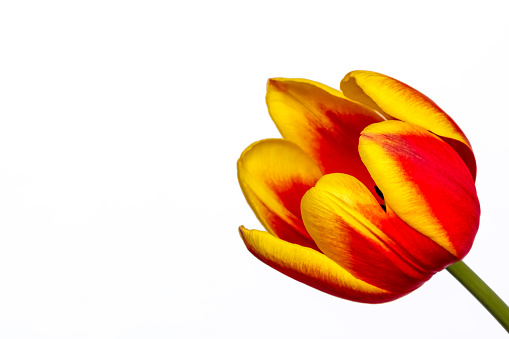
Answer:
[{"left": 447, "top": 260, "right": 509, "bottom": 332}]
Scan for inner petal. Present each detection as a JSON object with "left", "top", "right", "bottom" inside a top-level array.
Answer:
[
  {"left": 266, "top": 78, "right": 386, "bottom": 203},
  {"left": 301, "top": 173, "right": 435, "bottom": 293}
]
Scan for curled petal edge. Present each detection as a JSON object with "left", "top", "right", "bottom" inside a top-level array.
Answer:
[{"left": 239, "top": 226, "right": 408, "bottom": 303}]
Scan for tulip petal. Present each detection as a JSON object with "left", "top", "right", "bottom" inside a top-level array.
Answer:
[
  {"left": 301, "top": 173, "right": 442, "bottom": 293},
  {"left": 266, "top": 78, "right": 385, "bottom": 201},
  {"left": 239, "top": 226, "right": 405, "bottom": 303},
  {"left": 340, "top": 71, "right": 476, "bottom": 179},
  {"left": 238, "top": 139, "right": 322, "bottom": 250},
  {"left": 359, "top": 121, "right": 480, "bottom": 259}
]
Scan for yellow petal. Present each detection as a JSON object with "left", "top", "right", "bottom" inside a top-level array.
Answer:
[{"left": 237, "top": 139, "right": 322, "bottom": 250}]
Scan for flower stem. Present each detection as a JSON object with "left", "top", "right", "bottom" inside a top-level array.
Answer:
[{"left": 447, "top": 260, "right": 509, "bottom": 332}]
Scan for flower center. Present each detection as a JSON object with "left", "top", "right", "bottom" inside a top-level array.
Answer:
[{"left": 375, "top": 185, "right": 386, "bottom": 212}]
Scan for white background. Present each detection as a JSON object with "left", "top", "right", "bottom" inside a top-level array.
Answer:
[{"left": 1, "top": 1, "right": 508, "bottom": 338}]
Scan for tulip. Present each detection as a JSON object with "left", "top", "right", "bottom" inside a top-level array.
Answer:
[{"left": 237, "top": 71, "right": 481, "bottom": 303}]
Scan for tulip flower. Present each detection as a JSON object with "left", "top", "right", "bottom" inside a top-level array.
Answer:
[{"left": 238, "top": 71, "right": 509, "bottom": 330}]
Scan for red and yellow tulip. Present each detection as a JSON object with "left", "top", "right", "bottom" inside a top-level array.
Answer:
[{"left": 238, "top": 71, "right": 480, "bottom": 303}]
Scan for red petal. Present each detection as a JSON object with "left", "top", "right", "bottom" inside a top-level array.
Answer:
[{"left": 359, "top": 121, "right": 480, "bottom": 259}]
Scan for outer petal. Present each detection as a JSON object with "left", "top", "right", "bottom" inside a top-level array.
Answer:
[
  {"left": 301, "top": 173, "right": 453, "bottom": 293},
  {"left": 239, "top": 226, "right": 404, "bottom": 303},
  {"left": 359, "top": 121, "right": 480, "bottom": 259},
  {"left": 266, "top": 78, "right": 385, "bottom": 202},
  {"left": 341, "top": 71, "right": 476, "bottom": 179},
  {"left": 237, "top": 139, "right": 322, "bottom": 250}
]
